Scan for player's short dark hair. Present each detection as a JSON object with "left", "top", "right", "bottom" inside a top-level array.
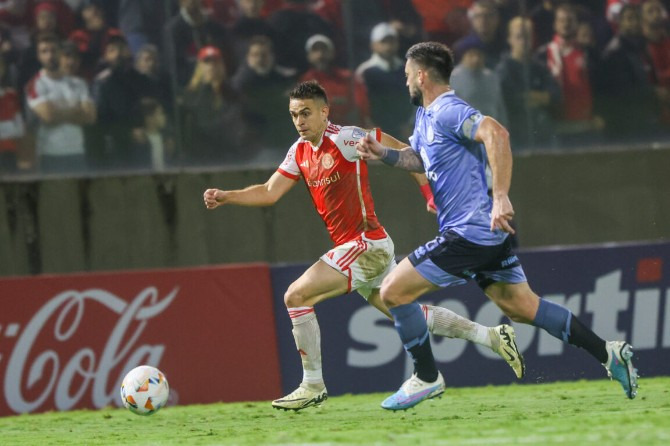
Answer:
[
  {"left": 289, "top": 80, "right": 329, "bottom": 105},
  {"left": 405, "top": 42, "right": 454, "bottom": 84}
]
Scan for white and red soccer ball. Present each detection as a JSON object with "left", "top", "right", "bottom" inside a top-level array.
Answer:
[{"left": 120, "top": 365, "right": 169, "bottom": 415}]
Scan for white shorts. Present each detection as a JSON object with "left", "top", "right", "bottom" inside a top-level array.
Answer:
[{"left": 320, "top": 234, "right": 397, "bottom": 299}]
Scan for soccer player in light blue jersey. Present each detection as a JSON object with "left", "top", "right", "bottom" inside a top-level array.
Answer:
[{"left": 356, "top": 41, "right": 639, "bottom": 410}]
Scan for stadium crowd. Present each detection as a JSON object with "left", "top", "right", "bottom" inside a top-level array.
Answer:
[{"left": 0, "top": 0, "right": 668, "bottom": 175}]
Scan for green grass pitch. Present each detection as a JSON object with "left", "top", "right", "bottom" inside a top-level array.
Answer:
[{"left": 1, "top": 377, "right": 669, "bottom": 445}]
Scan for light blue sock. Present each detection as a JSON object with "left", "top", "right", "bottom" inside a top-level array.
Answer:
[
  {"left": 389, "top": 303, "right": 429, "bottom": 349},
  {"left": 532, "top": 298, "right": 572, "bottom": 342}
]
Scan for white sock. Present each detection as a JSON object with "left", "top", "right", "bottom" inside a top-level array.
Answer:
[
  {"left": 422, "top": 304, "right": 492, "bottom": 348},
  {"left": 288, "top": 307, "right": 324, "bottom": 386}
]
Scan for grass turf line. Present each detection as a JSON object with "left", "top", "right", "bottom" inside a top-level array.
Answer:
[{"left": 1, "top": 377, "right": 669, "bottom": 445}]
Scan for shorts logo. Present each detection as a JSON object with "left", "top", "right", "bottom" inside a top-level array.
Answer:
[
  {"left": 321, "top": 153, "right": 334, "bottom": 169},
  {"left": 501, "top": 255, "right": 518, "bottom": 268}
]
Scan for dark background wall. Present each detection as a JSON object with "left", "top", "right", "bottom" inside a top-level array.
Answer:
[{"left": 0, "top": 147, "right": 668, "bottom": 277}]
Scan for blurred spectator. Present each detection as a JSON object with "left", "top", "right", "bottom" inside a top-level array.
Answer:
[
  {"left": 0, "top": 51, "right": 24, "bottom": 172},
  {"left": 0, "top": 0, "right": 31, "bottom": 51},
  {"left": 299, "top": 34, "right": 370, "bottom": 126},
  {"left": 59, "top": 39, "right": 81, "bottom": 77},
  {"left": 451, "top": 44, "right": 507, "bottom": 126},
  {"left": 232, "top": 35, "right": 295, "bottom": 155},
  {"left": 411, "top": 0, "right": 470, "bottom": 45},
  {"left": 181, "top": 45, "right": 248, "bottom": 165},
  {"left": 91, "top": 35, "right": 161, "bottom": 169},
  {"left": 267, "top": 0, "right": 335, "bottom": 74},
  {"left": 453, "top": 0, "right": 507, "bottom": 69},
  {"left": 131, "top": 97, "right": 174, "bottom": 171},
  {"left": 355, "top": 22, "right": 414, "bottom": 139},
  {"left": 17, "top": 2, "right": 60, "bottom": 91},
  {"left": 641, "top": 0, "right": 670, "bottom": 128},
  {"left": 25, "top": 34, "right": 95, "bottom": 174},
  {"left": 134, "top": 43, "right": 173, "bottom": 112},
  {"left": 496, "top": 17, "right": 560, "bottom": 149},
  {"left": 119, "top": 0, "right": 177, "bottom": 55},
  {"left": 39, "top": 0, "right": 76, "bottom": 37},
  {"left": 229, "top": 0, "right": 276, "bottom": 65},
  {"left": 68, "top": 3, "right": 123, "bottom": 81},
  {"left": 530, "top": 0, "right": 557, "bottom": 47},
  {"left": 203, "top": 0, "right": 239, "bottom": 26},
  {"left": 537, "top": 3, "right": 604, "bottom": 142},
  {"left": 163, "top": 0, "right": 233, "bottom": 87},
  {"left": 598, "top": 4, "right": 659, "bottom": 139}
]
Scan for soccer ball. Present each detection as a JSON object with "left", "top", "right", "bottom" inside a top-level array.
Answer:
[{"left": 120, "top": 365, "right": 169, "bottom": 415}]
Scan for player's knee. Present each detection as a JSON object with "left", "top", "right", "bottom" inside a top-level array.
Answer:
[
  {"left": 380, "top": 276, "right": 404, "bottom": 308},
  {"left": 283, "top": 284, "right": 306, "bottom": 308}
]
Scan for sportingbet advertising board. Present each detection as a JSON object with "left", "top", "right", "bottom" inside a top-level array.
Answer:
[
  {"left": 0, "top": 265, "right": 281, "bottom": 416},
  {"left": 271, "top": 241, "right": 670, "bottom": 396}
]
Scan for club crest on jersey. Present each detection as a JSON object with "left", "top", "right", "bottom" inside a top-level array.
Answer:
[
  {"left": 322, "top": 153, "right": 334, "bottom": 169},
  {"left": 426, "top": 124, "right": 435, "bottom": 142},
  {"left": 352, "top": 128, "right": 366, "bottom": 139}
]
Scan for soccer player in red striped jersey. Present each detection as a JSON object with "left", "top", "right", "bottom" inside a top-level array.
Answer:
[{"left": 203, "top": 80, "right": 524, "bottom": 411}]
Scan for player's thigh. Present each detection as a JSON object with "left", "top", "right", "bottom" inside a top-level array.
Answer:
[
  {"left": 284, "top": 259, "right": 349, "bottom": 308},
  {"left": 380, "top": 257, "right": 439, "bottom": 307},
  {"left": 484, "top": 281, "right": 540, "bottom": 323}
]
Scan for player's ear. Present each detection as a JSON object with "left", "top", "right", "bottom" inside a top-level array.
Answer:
[{"left": 321, "top": 104, "right": 329, "bottom": 120}]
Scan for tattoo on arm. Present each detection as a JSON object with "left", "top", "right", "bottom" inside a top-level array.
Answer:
[{"left": 381, "top": 147, "right": 425, "bottom": 172}]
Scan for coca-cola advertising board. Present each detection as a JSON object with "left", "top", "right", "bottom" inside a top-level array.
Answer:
[{"left": 0, "top": 264, "right": 282, "bottom": 416}]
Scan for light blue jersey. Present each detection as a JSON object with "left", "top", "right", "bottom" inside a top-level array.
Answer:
[{"left": 410, "top": 90, "right": 506, "bottom": 246}]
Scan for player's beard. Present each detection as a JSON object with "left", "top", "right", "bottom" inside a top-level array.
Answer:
[{"left": 410, "top": 89, "right": 423, "bottom": 107}]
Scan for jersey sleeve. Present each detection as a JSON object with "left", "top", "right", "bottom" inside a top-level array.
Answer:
[
  {"left": 434, "top": 101, "right": 484, "bottom": 141},
  {"left": 277, "top": 141, "right": 301, "bottom": 180},
  {"left": 26, "top": 77, "right": 49, "bottom": 109},
  {"left": 335, "top": 126, "right": 380, "bottom": 162}
]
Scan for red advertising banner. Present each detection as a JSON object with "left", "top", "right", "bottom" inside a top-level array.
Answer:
[{"left": 0, "top": 264, "right": 282, "bottom": 416}]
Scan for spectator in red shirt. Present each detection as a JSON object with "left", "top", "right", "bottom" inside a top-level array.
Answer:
[
  {"left": 299, "top": 34, "right": 370, "bottom": 127},
  {"left": 537, "top": 2, "right": 604, "bottom": 142},
  {"left": 0, "top": 51, "right": 24, "bottom": 172},
  {"left": 642, "top": 0, "right": 670, "bottom": 127}
]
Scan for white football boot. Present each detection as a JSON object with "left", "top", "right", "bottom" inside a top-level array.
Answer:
[{"left": 272, "top": 384, "right": 328, "bottom": 411}]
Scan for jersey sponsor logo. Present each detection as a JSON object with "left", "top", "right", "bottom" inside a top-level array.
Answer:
[
  {"left": 306, "top": 171, "right": 341, "bottom": 188},
  {"left": 342, "top": 140, "right": 357, "bottom": 147},
  {"left": 321, "top": 153, "right": 334, "bottom": 169},
  {"left": 427, "top": 124, "right": 435, "bottom": 142}
]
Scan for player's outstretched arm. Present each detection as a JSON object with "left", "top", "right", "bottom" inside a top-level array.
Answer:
[
  {"left": 203, "top": 171, "right": 297, "bottom": 209},
  {"left": 356, "top": 134, "right": 424, "bottom": 172},
  {"left": 377, "top": 132, "right": 435, "bottom": 213},
  {"left": 474, "top": 116, "right": 515, "bottom": 234}
]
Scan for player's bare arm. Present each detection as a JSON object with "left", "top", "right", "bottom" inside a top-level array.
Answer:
[
  {"left": 474, "top": 116, "right": 515, "bottom": 234},
  {"left": 356, "top": 134, "right": 425, "bottom": 173},
  {"left": 204, "top": 171, "right": 297, "bottom": 209}
]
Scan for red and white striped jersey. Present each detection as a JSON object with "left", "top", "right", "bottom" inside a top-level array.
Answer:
[{"left": 277, "top": 122, "right": 386, "bottom": 246}]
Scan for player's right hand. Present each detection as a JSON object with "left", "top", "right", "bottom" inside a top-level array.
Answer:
[{"left": 203, "top": 188, "right": 225, "bottom": 209}]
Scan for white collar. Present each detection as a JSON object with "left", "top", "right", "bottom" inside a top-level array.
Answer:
[{"left": 426, "top": 90, "right": 455, "bottom": 110}]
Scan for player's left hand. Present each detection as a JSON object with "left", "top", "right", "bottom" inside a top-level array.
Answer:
[
  {"left": 491, "top": 195, "right": 515, "bottom": 234},
  {"left": 356, "top": 134, "right": 384, "bottom": 160}
]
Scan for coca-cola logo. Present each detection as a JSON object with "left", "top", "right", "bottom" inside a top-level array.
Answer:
[{"left": 2, "top": 286, "right": 178, "bottom": 414}]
